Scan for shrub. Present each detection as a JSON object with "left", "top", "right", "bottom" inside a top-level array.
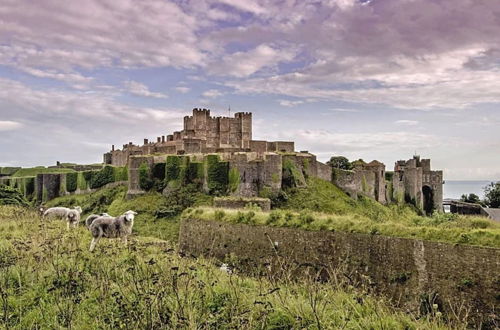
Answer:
[
  {"left": 166, "top": 156, "right": 181, "bottom": 187},
  {"left": 206, "top": 155, "right": 229, "bottom": 195},
  {"left": 0, "top": 185, "right": 29, "bottom": 207},
  {"left": 23, "top": 177, "right": 35, "bottom": 198},
  {"left": 66, "top": 172, "right": 78, "bottom": 192},
  {"left": 155, "top": 184, "right": 211, "bottom": 217},
  {"left": 152, "top": 163, "right": 166, "bottom": 181},
  {"left": 89, "top": 166, "right": 115, "bottom": 189},
  {"left": 139, "top": 163, "right": 154, "bottom": 191},
  {"left": 114, "top": 166, "right": 128, "bottom": 182},
  {"left": 228, "top": 168, "right": 240, "bottom": 193},
  {"left": 282, "top": 159, "right": 305, "bottom": 188},
  {"left": 266, "top": 210, "right": 282, "bottom": 224},
  {"left": 187, "top": 162, "right": 204, "bottom": 186}
]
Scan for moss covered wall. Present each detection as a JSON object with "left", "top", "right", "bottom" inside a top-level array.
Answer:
[{"left": 180, "top": 218, "right": 500, "bottom": 327}]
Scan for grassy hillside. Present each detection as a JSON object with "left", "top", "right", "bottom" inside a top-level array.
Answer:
[
  {"left": 280, "top": 177, "right": 420, "bottom": 221},
  {"left": 45, "top": 185, "right": 212, "bottom": 242},
  {"left": 43, "top": 178, "right": 500, "bottom": 247},
  {"left": 0, "top": 205, "right": 450, "bottom": 329}
]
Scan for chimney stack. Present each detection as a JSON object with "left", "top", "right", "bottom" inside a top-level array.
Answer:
[
  {"left": 157, "top": 137, "right": 161, "bottom": 143},
  {"left": 144, "top": 138, "right": 148, "bottom": 145},
  {"left": 162, "top": 136, "right": 165, "bottom": 143},
  {"left": 112, "top": 145, "right": 115, "bottom": 151}
]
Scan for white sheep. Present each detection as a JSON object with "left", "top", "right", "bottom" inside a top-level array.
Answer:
[
  {"left": 43, "top": 206, "right": 82, "bottom": 230},
  {"left": 84, "top": 212, "right": 112, "bottom": 229},
  {"left": 89, "top": 210, "right": 137, "bottom": 252},
  {"left": 66, "top": 209, "right": 81, "bottom": 230},
  {"left": 43, "top": 206, "right": 82, "bottom": 219}
]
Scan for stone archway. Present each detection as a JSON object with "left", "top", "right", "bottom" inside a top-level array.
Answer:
[{"left": 422, "top": 185, "right": 434, "bottom": 215}]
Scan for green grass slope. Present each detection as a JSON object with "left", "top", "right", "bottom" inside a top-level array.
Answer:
[
  {"left": 45, "top": 185, "right": 212, "bottom": 242},
  {"left": 0, "top": 205, "right": 450, "bottom": 329}
]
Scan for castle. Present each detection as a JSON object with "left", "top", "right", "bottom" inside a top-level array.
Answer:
[
  {"left": 104, "top": 108, "right": 295, "bottom": 167},
  {"left": 102, "top": 107, "right": 443, "bottom": 214}
]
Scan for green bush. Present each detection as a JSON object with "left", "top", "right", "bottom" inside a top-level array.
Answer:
[
  {"left": 154, "top": 184, "right": 213, "bottom": 218},
  {"left": 89, "top": 166, "right": 115, "bottom": 189},
  {"left": 187, "top": 162, "right": 204, "bottom": 186},
  {"left": 139, "top": 163, "right": 154, "bottom": 191},
  {"left": 228, "top": 168, "right": 240, "bottom": 193},
  {"left": 165, "top": 156, "right": 181, "bottom": 187},
  {"left": 0, "top": 184, "right": 29, "bottom": 207},
  {"left": 152, "top": 163, "right": 166, "bottom": 181},
  {"left": 206, "top": 155, "right": 229, "bottom": 195},
  {"left": 113, "top": 166, "right": 128, "bottom": 182},
  {"left": 82, "top": 170, "right": 94, "bottom": 183},
  {"left": 66, "top": 172, "right": 78, "bottom": 192},
  {"left": 23, "top": 177, "right": 35, "bottom": 198},
  {"left": 282, "top": 159, "right": 305, "bottom": 188}
]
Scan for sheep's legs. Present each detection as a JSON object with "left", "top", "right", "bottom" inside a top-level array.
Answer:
[
  {"left": 89, "top": 237, "right": 100, "bottom": 252},
  {"left": 66, "top": 221, "right": 70, "bottom": 231}
]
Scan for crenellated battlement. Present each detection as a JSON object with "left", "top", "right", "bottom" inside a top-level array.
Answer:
[{"left": 105, "top": 107, "right": 294, "bottom": 167}]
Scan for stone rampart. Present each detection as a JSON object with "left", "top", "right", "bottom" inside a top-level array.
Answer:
[{"left": 179, "top": 218, "right": 500, "bottom": 327}]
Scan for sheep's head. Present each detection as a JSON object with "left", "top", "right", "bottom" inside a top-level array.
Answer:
[
  {"left": 74, "top": 206, "right": 82, "bottom": 214},
  {"left": 124, "top": 210, "right": 137, "bottom": 222}
]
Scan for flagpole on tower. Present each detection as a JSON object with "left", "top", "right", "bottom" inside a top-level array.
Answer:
[{"left": 228, "top": 105, "right": 231, "bottom": 117}]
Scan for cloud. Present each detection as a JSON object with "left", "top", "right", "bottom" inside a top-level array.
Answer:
[
  {"left": 0, "top": 0, "right": 205, "bottom": 72},
  {"left": 215, "top": 0, "right": 268, "bottom": 16},
  {"left": 0, "top": 120, "right": 23, "bottom": 131},
  {"left": 395, "top": 120, "right": 419, "bottom": 126},
  {"left": 202, "top": 89, "right": 223, "bottom": 98},
  {"left": 0, "top": 78, "right": 180, "bottom": 122},
  {"left": 278, "top": 99, "right": 303, "bottom": 107},
  {"left": 124, "top": 80, "right": 168, "bottom": 99},
  {"left": 207, "top": 44, "right": 296, "bottom": 77},
  {"left": 329, "top": 108, "right": 360, "bottom": 113},
  {"left": 174, "top": 86, "right": 191, "bottom": 94},
  {"left": 19, "top": 67, "right": 93, "bottom": 88}
]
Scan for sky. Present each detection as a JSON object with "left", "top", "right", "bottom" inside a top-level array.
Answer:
[{"left": 0, "top": 0, "right": 499, "bottom": 180}]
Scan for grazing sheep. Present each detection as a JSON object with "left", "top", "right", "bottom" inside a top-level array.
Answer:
[
  {"left": 43, "top": 206, "right": 82, "bottom": 230},
  {"left": 38, "top": 206, "right": 46, "bottom": 217},
  {"left": 43, "top": 206, "right": 82, "bottom": 220},
  {"left": 85, "top": 212, "right": 112, "bottom": 229},
  {"left": 89, "top": 210, "right": 137, "bottom": 252},
  {"left": 66, "top": 209, "right": 81, "bottom": 230}
]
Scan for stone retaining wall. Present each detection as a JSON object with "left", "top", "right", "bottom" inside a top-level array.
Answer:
[{"left": 179, "top": 218, "right": 500, "bottom": 327}]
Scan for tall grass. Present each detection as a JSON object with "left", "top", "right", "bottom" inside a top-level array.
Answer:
[{"left": 0, "top": 205, "right": 450, "bottom": 329}]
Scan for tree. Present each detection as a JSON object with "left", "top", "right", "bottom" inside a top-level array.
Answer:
[
  {"left": 327, "top": 156, "right": 352, "bottom": 170},
  {"left": 460, "top": 193, "right": 481, "bottom": 204},
  {"left": 484, "top": 182, "right": 500, "bottom": 208}
]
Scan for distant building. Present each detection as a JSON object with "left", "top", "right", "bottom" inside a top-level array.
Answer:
[
  {"left": 393, "top": 156, "right": 443, "bottom": 214},
  {"left": 104, "top": 108, "right": 294, "bottom": 166}
]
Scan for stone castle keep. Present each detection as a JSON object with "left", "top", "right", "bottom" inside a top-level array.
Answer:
[
  {"left": 104, "top": 108, "right": 294, "bottom": 167},
  {"left": 101, "top": 107, "right": 444, "bottom": 214}
]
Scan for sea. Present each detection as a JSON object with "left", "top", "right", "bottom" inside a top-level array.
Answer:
[{"left": 443, "top": 180, "right": 496, "bottom": 200}]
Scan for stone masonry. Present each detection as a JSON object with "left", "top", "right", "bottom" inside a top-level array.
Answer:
[{"left": 104, "top": 108, "right": 295, "bottom": 166}]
